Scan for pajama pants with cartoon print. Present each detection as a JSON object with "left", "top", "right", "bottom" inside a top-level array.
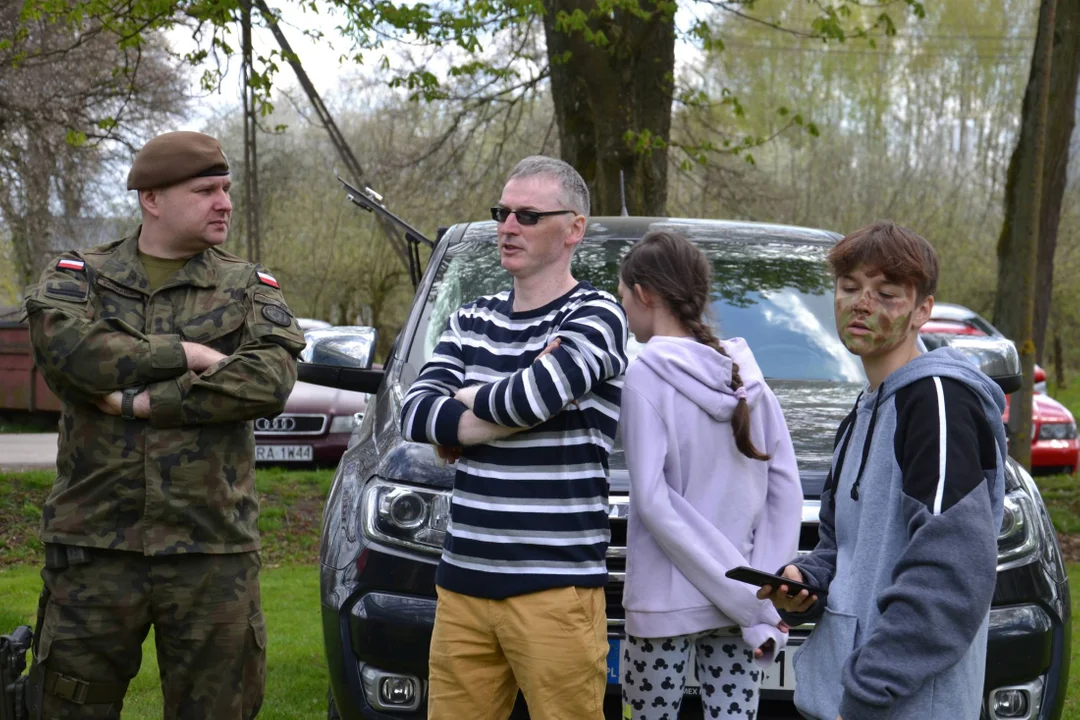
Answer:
[{"left": 621, "top": 627, "right": 764, "bottom": 720}]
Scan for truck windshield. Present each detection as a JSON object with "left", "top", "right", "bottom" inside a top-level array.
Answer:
[{"left": 406, "top": 231, "right": 864, "bottom": 385}]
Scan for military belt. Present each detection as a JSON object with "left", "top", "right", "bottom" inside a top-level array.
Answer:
[{"left": 42, "top": 671, "right": 127, "bottom": 705}]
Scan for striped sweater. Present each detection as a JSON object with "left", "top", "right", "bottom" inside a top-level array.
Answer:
[{"left": 401, "top": 282, "right": 629, "bottom": 598}]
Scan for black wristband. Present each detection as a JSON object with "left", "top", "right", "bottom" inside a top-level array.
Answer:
[{"left": 121, "top": 386, "right": 144, "bottom": 420}]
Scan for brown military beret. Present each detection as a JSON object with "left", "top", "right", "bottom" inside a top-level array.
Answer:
[{"left": 126, "top": 131, "right": 230, "bottom": 191}]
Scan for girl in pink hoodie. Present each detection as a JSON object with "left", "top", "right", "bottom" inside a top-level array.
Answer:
[{"left": 617, "top": 231, "right": 803, "bottom": 720}]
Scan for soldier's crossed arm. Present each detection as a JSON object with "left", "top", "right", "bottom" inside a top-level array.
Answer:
[
  {"left": 24, "top": 255, "right": 189, "bottom": 403},
  {"left": 142, "top": 268, "right": 307, "bottom": 428}
]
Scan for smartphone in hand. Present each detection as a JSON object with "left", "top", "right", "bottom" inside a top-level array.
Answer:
[{"left": 725, "top": 566, "right": 827, "bottom": 598}]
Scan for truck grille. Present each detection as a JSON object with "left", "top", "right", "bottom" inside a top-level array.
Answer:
[{"left": 604, "top": 496, "right": 820, "bottom": 635}]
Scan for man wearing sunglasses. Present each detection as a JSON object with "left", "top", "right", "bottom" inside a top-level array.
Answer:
[{"left": 402, "top": 156, "right": 629, "bottom": 720}]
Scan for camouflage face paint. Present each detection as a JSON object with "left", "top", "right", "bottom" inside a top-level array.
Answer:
[{"left": 834, "top": 281, "right": 915, "bottom": 357}]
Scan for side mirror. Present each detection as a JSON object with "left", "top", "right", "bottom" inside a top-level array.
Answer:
[
  {"left": 938, "top": 335, "right": 1023, "bottom": 395},
  {"left": 298, "top": 326, "right": 385, "bottom": 394}
]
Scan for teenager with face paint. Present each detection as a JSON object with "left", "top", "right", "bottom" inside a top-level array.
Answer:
[
  {"left": 616, "top": 231, "right": 802, "bottom": 720},
  {"left": 758, "top": 221, "right": 1009, "bottom": 720}
]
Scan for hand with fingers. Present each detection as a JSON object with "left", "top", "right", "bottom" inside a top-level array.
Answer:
[
  {"left": 535, "top": 337, "right": 561, "bottom": 361},
  {"left": 752, "top": 620, "right": 790, "bottom": 660},
  {"left": 435, "top": 445, "right": 464, "bottom": 465},
  {"left": 535, "top": 337, "right": 580, "bottom": 409},
  {"left": 756, "top": 565, "right": 819, "bottom": 614},
  {"left": 454, "top": 385, "right": 480, "bottom": 410},
  {"left": 95, "top": 391, "right": 123, "bottom": 416}
]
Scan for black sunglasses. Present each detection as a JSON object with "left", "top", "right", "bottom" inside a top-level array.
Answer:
[{"left": 490, "top": 207, "right": 576, "bottom": 225}]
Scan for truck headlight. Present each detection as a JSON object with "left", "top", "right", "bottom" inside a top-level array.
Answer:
[
  {"left": 998, "top": 490, "right": 1039, "bottom": 569},
  {"left": 360, "top": 477, "right": 450, "bottom": 556},
  {"left": 1037, "top": 421, "right": 1077, "bottom": 440}
]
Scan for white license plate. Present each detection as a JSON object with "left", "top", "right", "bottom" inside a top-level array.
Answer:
[
  {"left": 608, "top": 640, "right": 796, "bottom": 692},
  {"left": 256, "top": 445, "right": 313, "bottom": 462}
]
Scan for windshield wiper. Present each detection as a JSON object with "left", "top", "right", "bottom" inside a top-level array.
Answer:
[{"left": 338, "top": 176, "right": 434, "bottom": 289}]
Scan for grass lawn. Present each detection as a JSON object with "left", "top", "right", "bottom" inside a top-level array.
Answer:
[
  {"left": 0, "top": 563, "right": 327, "bottom": 719},
  {"left": 1067, "top": 564, "right": 1080, "bottom": 720},
  {"left": 0, "top": 467, "right": 333, "bottom": 569},
  {"left": 0, "top": 413, "right": 59, "bottom": 434},
  {"left": 3, "top": 456, "right": 1080, "bottom": 717},
  {"left": 1048, "top": 382, "right": 1080, "bottom": 419},
  {"left": 0, "top": 466, "right": 334, "bottom": 718}
]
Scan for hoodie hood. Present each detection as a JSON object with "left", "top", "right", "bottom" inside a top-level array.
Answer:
[
  {"left": 637, "top": 336, "right": 765, "bottom": 422},
  {"left": 871, "top": 347, "right": 1007, "bottom": 415},
  {"left": 844, "top": 347, "right": 1009, "bottom": 526}
]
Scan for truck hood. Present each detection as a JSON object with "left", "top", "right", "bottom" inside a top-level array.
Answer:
[
  {"left": 606, "top": 379, "right": 854, "bottom": 496},
  {"left": 382, "top": 378, "right": 857, "bottom": 499}
]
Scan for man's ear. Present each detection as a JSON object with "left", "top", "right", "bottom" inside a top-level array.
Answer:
[
  {"left": 139, "top": 188, "right": 163, "bottom": 218},
  {"left": 912, "top": 294, "right": 934, "bottom": 329},
  {"left": 566, "top": 213, "right": 587, "bottom": 247}
]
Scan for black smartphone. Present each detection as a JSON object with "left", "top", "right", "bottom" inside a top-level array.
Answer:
[{"left": 725, "top": 566, "right": 828, "bottom": 598}]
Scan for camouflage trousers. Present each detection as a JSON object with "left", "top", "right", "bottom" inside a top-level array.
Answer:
[{"left": 29, "top": 545, "right": 266, "bottom": 720}]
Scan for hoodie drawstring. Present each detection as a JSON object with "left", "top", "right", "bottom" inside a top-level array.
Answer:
[
  {"left": 850, "top": 384, "right": 885, "bottom": 501},
  {"left": 826, "top": 395, "right": 861, "bottom": 512}
]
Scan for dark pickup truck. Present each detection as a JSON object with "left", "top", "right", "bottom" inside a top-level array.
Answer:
[{"left": 302, "top": 216, "right": 1071, "bottom": 720}]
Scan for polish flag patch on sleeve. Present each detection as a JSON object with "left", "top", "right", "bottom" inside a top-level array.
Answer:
[
  {"left": 256, "top": 271, "right": 280, "bottom": 288},
  {"left": 57, "top": 258, "right": 85, "bottom": 271}
]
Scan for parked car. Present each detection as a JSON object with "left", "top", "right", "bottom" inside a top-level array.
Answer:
[
  {"left": 308, "top": 218, "right": 1071, "bottom": 720},
  {"left": 254, "top": 326, "right": 372, "bottom": 467},
  {"left": 0, "top": 313, "right": 354, "bottom": 446},
  {"left": 921, "top": 304, "right": 1077, "bottom": 475},
  {"left": 1002, "top": 396, "right": 1080, "bottom": 475},
  {"left": 924, "top": 303, "right": 1048, "bottom": 392},
  {"left": 254, "top": 380, "right": 368, "bottom": 466}
]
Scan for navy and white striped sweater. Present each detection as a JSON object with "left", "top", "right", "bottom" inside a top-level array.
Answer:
[{"left": 401, "top": 282, "right": 629, "bottom": 598}]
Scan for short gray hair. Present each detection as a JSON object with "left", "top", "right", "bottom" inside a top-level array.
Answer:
[{"left": 507, "top": 155, "right": 590, "bottom": 218}]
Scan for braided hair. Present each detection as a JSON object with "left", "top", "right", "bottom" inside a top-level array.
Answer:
[{"left": 620, "top": 231, "right": 769, "bottom": 461}]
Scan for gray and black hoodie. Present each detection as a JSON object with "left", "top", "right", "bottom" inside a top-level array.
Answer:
[{"left": 783, "top": 348, "right": 1007, "bottom": 720}]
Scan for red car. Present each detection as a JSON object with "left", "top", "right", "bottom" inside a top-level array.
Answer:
[
  {"left": 922, "top": 303, "right": 1076, "bottom": 474},
  {"left": 254, "top": 323, "right": 372, "bottom": 467},
  {"left": 253, "top": 380, "right": 368, "bottom": 466}
]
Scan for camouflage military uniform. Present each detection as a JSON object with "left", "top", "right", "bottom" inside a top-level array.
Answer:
[{"left": 23, "top": 230, "right": 305, "bottom": 719}]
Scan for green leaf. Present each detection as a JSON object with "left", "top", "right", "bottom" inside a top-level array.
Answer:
[{"left": 65, "top": 129, "right": 87, "bottom": 147}]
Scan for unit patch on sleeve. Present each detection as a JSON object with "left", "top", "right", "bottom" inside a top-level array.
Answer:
[{"left": 261, "top": 304, "right": 292, "bottom": 327}]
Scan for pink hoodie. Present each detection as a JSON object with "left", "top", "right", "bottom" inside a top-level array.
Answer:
[{"left": 620, "top": 336, "right": 802, "bottom": 664}]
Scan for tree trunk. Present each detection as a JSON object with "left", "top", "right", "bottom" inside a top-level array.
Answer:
[
  {"left": 993, "top": 0, "right": 1058, "bottom": 470},
  {"left": 542, "top": 0, "right": 675, "bottom": 216},
  {"left": 10, "top": 133, "right": 57, "bottom": 287},
  {"left": 1053, "top": 330, "right": 1065, "bottom": 389},
  {"left": 1033, "top": 0, "right": 1080, "bottom": 363}
]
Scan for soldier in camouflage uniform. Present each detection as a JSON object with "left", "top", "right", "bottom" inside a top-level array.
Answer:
[{"left": 22, "top": 131, "right": 306, "bottom": 719}]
